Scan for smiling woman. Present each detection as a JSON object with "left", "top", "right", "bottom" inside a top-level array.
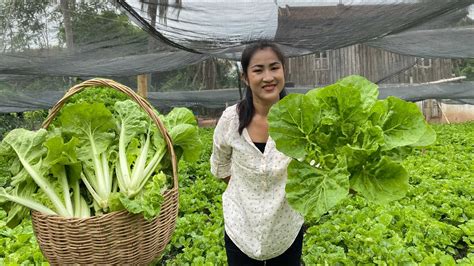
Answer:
[
  {"left": 245, "top": 48, "right": 285, "bottom": 106},
  {"left": 238, "top": 41, "right": 288, "bottom": 136},
  {"left": 210, "top": 41, "right": 304, "bottom": 266}
]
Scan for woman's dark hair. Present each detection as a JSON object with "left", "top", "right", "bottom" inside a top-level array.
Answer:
[{"left": 237, "top": 40, "right": 287, "bottom": 135}]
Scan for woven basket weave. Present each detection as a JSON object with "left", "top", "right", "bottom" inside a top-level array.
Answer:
[{"left": 30, "top": 78, "right": 179, "bottom": 265}]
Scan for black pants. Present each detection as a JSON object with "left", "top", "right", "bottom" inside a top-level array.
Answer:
[{"left": 224, "top": 227, "right": 304, "bottom": 266}]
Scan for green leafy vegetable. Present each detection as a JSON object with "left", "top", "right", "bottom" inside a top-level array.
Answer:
[
  {"left": 0, "top": 129, "right": 70, "bottom": 219},
  {"left": 59, "top": 102, "right": 116, "bottom": 211},
  {"left": 0, "top": 88, "right": 201, "bottom": 224},
  {"left": 269, "top": 75, "right": 436, "bottom": 221}
]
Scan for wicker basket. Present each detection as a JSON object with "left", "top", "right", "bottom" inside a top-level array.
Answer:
[{"left": 30, "top": 78, "right": 179, "bottom": 265}]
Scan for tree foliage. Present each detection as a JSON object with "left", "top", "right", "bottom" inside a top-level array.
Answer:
[
  {"left": 455, "top": 59, "right": 474, "bottom": 81},
  {"left": 0, "top": 0, "right": 51, "bottom": 52}
]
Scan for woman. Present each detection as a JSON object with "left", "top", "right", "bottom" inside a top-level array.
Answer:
[{"left": 210, "top": 40, "right": 304, "bottom": 266}]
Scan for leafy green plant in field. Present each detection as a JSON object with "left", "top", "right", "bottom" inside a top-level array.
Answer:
[
  {"left": 303, "top": 122, "right": 474, "bottom": 265},
  {"left": 303, "top": 198, "right": 466, "bottom": 265},
  {"left": 0, "top": 210, "right": 48, "bottom": 265},
  {"left": 161, "top": 209, "right": 226, "bottom": 266},
  {"left": 268, "top": 75, "right": 435, "bottom": 222},
  {"left": 2, "top": 120, "right": 473, "bottom": 265},
  {"left": 0, "top": 110, "right": 47, "bottom": 141},
  {"left": 157, "top": 128, "right": 227, "bottom": 265}
]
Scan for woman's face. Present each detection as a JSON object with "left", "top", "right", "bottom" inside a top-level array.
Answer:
[{"left": 244, "top": 47, "right": 285, "bottom": 105}]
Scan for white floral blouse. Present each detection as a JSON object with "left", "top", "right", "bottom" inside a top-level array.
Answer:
[{"left": 210, "top": 104, "right": 304, "bottom": 260}]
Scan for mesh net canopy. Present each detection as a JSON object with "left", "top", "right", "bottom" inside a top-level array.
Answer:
[
  {"left": 0, "top": 0, "right": 474, "bottom": 113},
  {"left": 120, "top": 0, "right": 474, "bottom": 59},
  {"left": 2, "top": 81, "right": 473, "bottom": 113}
]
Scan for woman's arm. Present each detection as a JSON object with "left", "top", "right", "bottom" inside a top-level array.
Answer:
[{"left": 210, "top": 109, "right": 233, "bottom": 180}]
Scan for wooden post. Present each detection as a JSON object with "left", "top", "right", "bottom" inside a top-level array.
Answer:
[
  {"left": 137, "top": 74, "right": 148, "bottom": 98},
  {"left": 425, "top": 99, "right": 433, "bottom": 122}
]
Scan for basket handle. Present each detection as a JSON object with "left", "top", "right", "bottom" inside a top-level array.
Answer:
[{"left": 42, "top": 78, "right": 179, "bottom": 190}]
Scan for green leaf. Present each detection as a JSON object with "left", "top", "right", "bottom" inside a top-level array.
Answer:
[
  {"left": 168, "top": 124, "right": 202, "bottom": 162},
  {"left": 410, "top": 122, "right": 437, "bottom": 147},
  {"left": 308, "top": 76, "right": 377, "bottom": 126},
  {"left": 341, "top": 122, "right": 385, "bottom": 169},
  {"left": 375, "top": 97, "right": 430, "bottom": 150},
  {"left": 59, "top": 102, "right": 115, "bottom": 160},
  {"left": 60, "top": 102, "right": 115, "bottom": 137},
  {"left": 337, "top": 75, "right": 379, "bottom": 111},
  {"left": 164, "top": 107, "right": 198, "bottom": 128},
  {"left": 350, "top": 156, "right": 409, "bottom": 203},
  {"left": 126, "top": 138, "right": 141, "bottom": 165},
  {"left": 114, "top": 100, "right": 148, "bottom": 145},
  {"left": 269, "top": 93, "right": 320, "bottom": 160},
  {"left": 0, "top": 129, "right": 47, "bottom": 174},
  {"left": 286, "top": 158, "right": 350, "bottom": 220},
  {"left": 44, "top": 136, "right": 79, "bottom": 166},
  {"left": 157, "top": 107, "right": 202, "bottom": 174}
]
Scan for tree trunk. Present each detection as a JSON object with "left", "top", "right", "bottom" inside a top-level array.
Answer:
[
  {"left": 140, "top": 0, "right": 159, "bottom": 96},
  {"left": 140, "top": 0, "right": 183, "bottom": 93},
  {"left": 60, "top": 0, "right": 74, "bottom": 53},
  {"left": 194, "top": 58, "right": 218, "bottom": 90},
  {"left": 148, "top": 0, "right": 159, "bottom": 51},
  {"left": 60, "top": 0, "right": 74, "bottom": 86}
]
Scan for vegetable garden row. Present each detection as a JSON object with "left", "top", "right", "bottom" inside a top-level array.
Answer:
[{"left": 1, "top": 121, "right": 473, "bottom": 265}]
